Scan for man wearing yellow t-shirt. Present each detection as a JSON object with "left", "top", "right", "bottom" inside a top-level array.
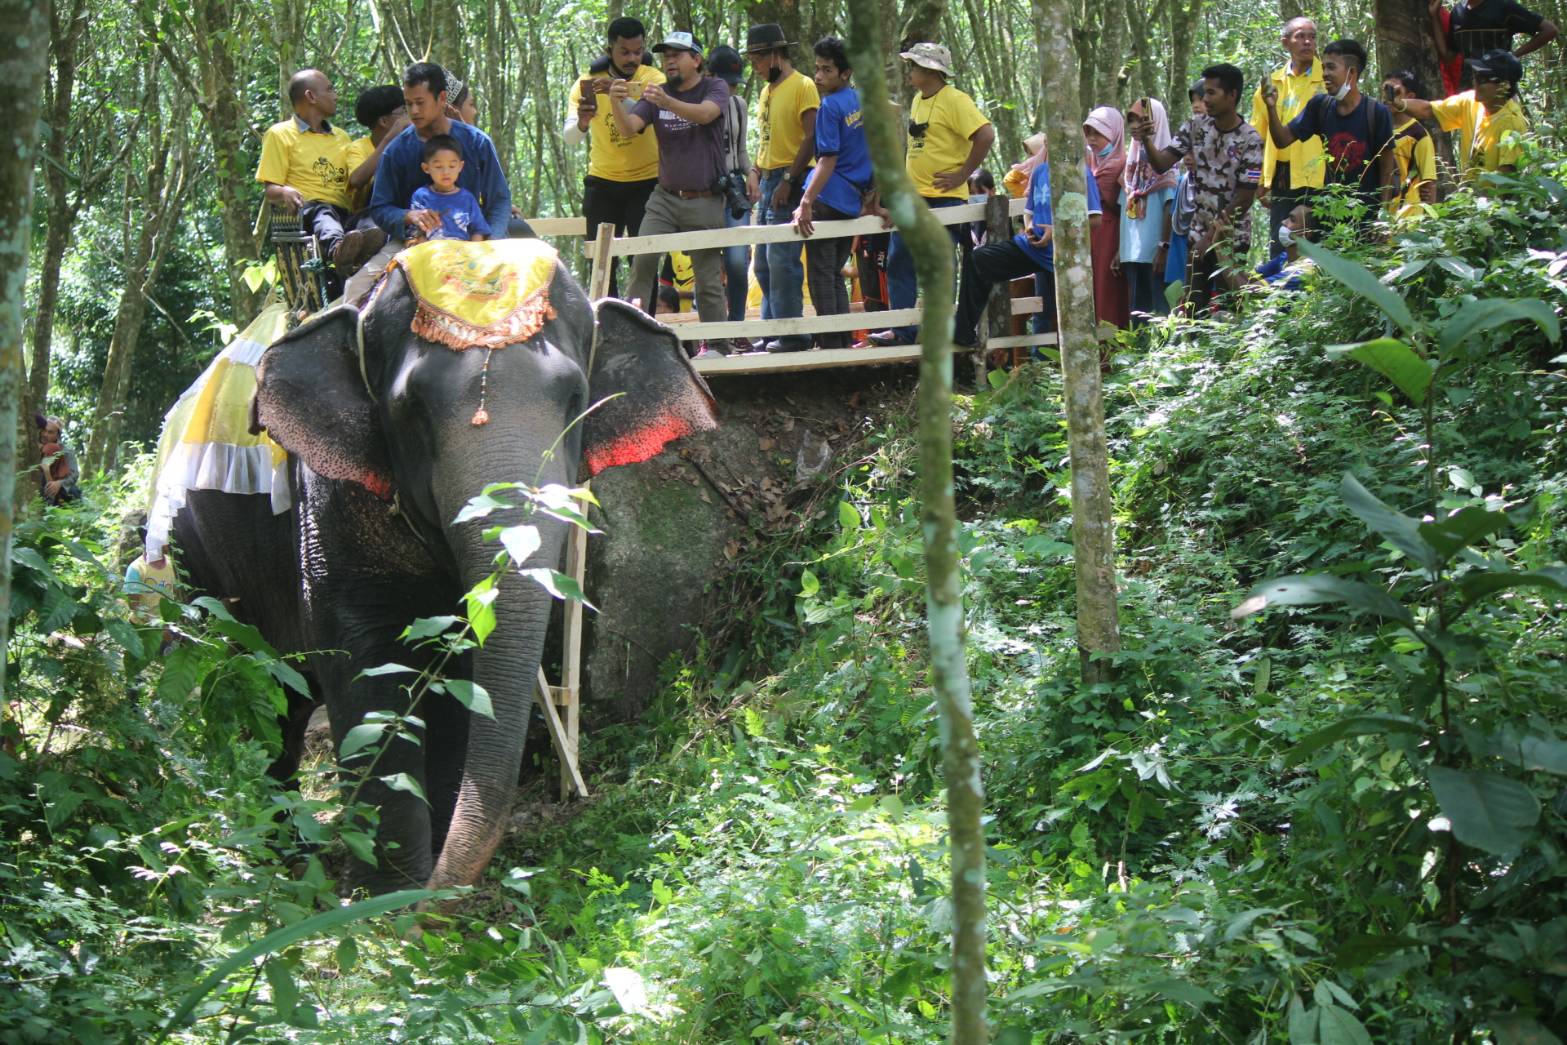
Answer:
[
  {"left": 1395, "top": 49, "right": 1529, "bottom": 177},
  {"left": 345, "top": 85, "right": 408, "bottom": 213},
  {"left": 1249, "top": 17, "right": 1324, "bottom": 253},
  {"left": 256, "top": 69, "right": 384, "bottom": 279},
  {"left": 863, "top": 43, "right": 994, "bottom": 348},
  {"left": 564, "top": 17, "right": 667, "bottom": 298},
  {"left": 745, "top": 23, "right": 820, "bottom": 352}
]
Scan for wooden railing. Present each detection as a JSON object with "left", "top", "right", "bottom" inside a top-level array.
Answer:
[{"left": 530, "top": 195, "right": 1061, "bottom": 376}]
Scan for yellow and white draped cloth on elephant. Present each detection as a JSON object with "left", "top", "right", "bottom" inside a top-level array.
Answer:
[
  {"left": 375, "top": 238, "right": 559, "bottom": 350},
  {"left": 144, "top": 303, "right": 293, "bottom": 565}
]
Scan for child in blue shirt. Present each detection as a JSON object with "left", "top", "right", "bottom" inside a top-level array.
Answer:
[{"left": 408, "top": 134, "right": 491, "bottom": 242}]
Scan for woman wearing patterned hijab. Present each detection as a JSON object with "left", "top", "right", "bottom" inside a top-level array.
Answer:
[
  {"left": 1119, "top": 98, "right": 1179, "bottom": 325},
  {"left": 1083, "top": 106, "right": 1129, "bottom": 328}
]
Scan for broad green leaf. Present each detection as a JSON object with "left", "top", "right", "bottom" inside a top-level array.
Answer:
[
  {"left": 357, "top": 662, "right": 418, "bottom": 678},
  {"left": 380, "top": 772, "right": 429, "bottom": 803},
  {"left": 1427, "top": 766, "right": 1540, "bottom": 855},
  {"left": 1290, "top": 714, "right": 1425, "bottom": 762},
  {"left": 339, "top": 722, "right": 387, "bottom": 762},
  {"left": 454, "top": 492, "right": 512, "bottom": 524},
  {"left": 466, "top": 576, "right": 498, "bottom": 645},
  {"left": 1288, "top": 993, "right": 1319, "bottom": 1044},
  {"left": 1233, "top": 574, "right": 1413, "bottom": 628},
  {"left": 1340, "top": 474, "right": 1441, "bottom": 572},
  {"left": 603, "top": 967, "right": 648, "bottom": 1015},
  {"left": 1295, "top": 238, "right": 1416, "bottom": 334},
  {"left": 799, "top": 568, "right": 820, "bottom": 597},
  {"left": 1141, "top": 978, "right": 1219, "bottom": 1007},
  {"left": 160, "top": 889, "right": 435, "bottom": 1035},
  {"left": 838, "top": 501, "right": 861, "bottom": 530},
  {"left": 335, "top": 936, "right": 358, "bottom": 974},
  {"left": 403, "top": 615, "right": 460, "bottom": 641},
  {"left": 264, "top": 957, "right": 298, "bottom": 1018},
  {"left": 1457, "top": 566, "right": 1567, "bottom": 609},
  {"left": 1316, "top": 1003, "right": 1374, "bottom": 1045},
  {"left": 498, "top": 524, "right": 542, "bottom": 566},
  {"left": 1439, "top": 297, "right": 1561, "bottom": 356},
  {"left": 519, "top": 567, "right": 598, "bottom": 609},
  {"left": 445, "top": 679, "right": 494, "bottom": 719},
  {"left": 1419, "top": 506, "right": 1508, "bottom": 559},
  {"left": 1326, "top": 338, "right": 1432, "bottom": 405},
  {"left": 1433, "top": 256, "right": 1483, "bottom": 282}
]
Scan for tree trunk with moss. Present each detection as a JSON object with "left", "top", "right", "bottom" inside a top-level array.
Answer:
[
  {"left": 848, "top": 7, "right": 988, "bottom": 1043},
  {"left": 1035, "top": 0, "right": 1122, "bottom": 686},
  {"left": 0, "top": 0, "right": 50, "bottom": 703}
]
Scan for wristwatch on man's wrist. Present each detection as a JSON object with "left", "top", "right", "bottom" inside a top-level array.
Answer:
[{"left": 781, "top": 171, "right": 793, "bottom": 184}]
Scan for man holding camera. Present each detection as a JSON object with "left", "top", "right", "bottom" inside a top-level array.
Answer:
[{"left": 608, "top": 31, "right": 735, "bottom": 353}]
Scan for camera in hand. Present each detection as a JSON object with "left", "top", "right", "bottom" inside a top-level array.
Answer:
[{"left": 716, "top": 171, "right": 750, "bottom": 219}]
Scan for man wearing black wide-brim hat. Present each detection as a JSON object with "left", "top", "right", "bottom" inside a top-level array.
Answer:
[
  {"left": 745, "top": 22, "right": 820, "bottom": 352},
  {"left": 1392, "top": 48, "right": 1530, "bottom": 177}
]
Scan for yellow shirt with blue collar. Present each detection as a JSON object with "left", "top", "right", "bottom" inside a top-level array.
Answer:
[
  {"left": 256, "top": 114, "right": 356, "bottom": 211},
  {"left": 1249, "top": 58, "right": 1326, "bottom": 190}
]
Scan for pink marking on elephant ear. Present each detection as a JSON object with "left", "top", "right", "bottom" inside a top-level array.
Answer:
[
  {"left": 361, "top": 471, "right": 394, "bottom": 500},
  {"left": 585, "top": 413, "right": 696, "bottom": 475}
]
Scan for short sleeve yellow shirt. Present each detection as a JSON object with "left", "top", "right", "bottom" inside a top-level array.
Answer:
[
  {"left": 907, "top": 85, "right": 991, "bottom": 199},
  {"left": 1430, "top": 92, "right": 1529, "bottom": 176},
  {"left": 256, "top": 118, "right": 356, "bottom": 211},
  {"left": 757, "top": 69, "right": 821, "bottom": 170},
  {"left": 344, "top": 136, "right": 376, "bottom": 211},
  {"left": 1392, "top": 118, "right": 1437, "bottom": 207},
  {"left": 568, "top": 63, "right": 667, "bottom": 182},
  {"left": 1248, "top": 59, "right": 1325, "bottom": 189}
]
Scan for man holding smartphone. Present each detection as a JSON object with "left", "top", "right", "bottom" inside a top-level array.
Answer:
[
  {"left": 1249, "top": 17, "right": 1323, "bottom": 253},
  {"left": 564, "top": 16, "right": 667, "bottom": 297}
]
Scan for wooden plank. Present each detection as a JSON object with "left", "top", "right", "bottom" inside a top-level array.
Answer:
[
  {"left": 535, "top": 667, "right": 589, "bottom": 799},
  {"left": 982, "top": 332, "right": 1060, "bottom": 349},
  {"left": 693, "top": 343, "right": 933, "bottom": 375},
  {"left": 661, "top": 308, "right": 923, "bottom": 342},
  {"left": 560, "top": 523, "right": 587, "bottom": 801},
  {"left": 526, "top": 216, "right": 587, "bottom": 237},
  {"left": 607, "top": 196, "right": 1025, "bottom": 259},
  {"left": 586, "top": 222, "right": 615, "bottom": 307},
  {"left": 1010, "top": 296, "right": 1044, "bottom": 315}
]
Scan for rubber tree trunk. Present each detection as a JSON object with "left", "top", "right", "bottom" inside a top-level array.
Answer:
[
  {"left": 1165, "top": 0, "right": 1205, "bottom": 120},
  {"left": 847, "top": 9, "right": 988, "bottom": 1043},
  {"left": 1375, "top": 0, "right": 1442, "bottom": 108},
  {"left": 1035, "top": 0, "right": 1123, "bottom": 686},
  {"left": 0, "top": 0, "right": 50, "bottom": 705}
]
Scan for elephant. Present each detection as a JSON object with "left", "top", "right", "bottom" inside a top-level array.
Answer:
[{"left": 169, "top": 248, "right": 716, "bottom": 894}]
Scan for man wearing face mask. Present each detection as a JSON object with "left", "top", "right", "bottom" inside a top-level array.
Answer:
[
  {"left": 1250, "top": 18, "right": 1324, "bottom": 253},
  {"left": 745, "top": 23, "right": 820, "bottom": 352},
  {"left": 1393, "top": 48, "right": 1529, "bottom": 177},
  {"left": 1262, "top": 39, "right": 1395, "bottom": 220}
]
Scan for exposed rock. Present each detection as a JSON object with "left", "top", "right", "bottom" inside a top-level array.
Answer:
[{"left": 580, "top": 367, "right": 913, "bottom": 722}]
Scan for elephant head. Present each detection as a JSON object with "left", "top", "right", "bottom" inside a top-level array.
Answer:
[{"left": 253, "top": 252, "right": 715, "bottom": 891}]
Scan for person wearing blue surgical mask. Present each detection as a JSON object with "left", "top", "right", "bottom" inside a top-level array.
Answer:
[{"left": 1255, "top": 202, "right": 1317, "bottom": 290}]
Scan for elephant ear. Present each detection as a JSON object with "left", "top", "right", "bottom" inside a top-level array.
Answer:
[
  {"left": 582, "top": 299, "right": 718, "bottom": 475},
  {"left": 256, "top": 305, "right": 395, "bottom": 499}
]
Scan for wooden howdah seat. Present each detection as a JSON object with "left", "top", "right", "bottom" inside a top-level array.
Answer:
[{"left": 255, "top": 203, "right": 329, "bottom": 318}]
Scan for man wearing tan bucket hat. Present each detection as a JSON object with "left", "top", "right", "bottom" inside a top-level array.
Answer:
[{"left": 859, "top": 42, "right": 994, "bottom": 348}]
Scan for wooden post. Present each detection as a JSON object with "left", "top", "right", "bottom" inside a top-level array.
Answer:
[
  {"left": 559, "top": 523, "right": 588, "bottom": 800},
  {"left": 979, "top": 192, "right": 1013, "bottom": 383},
  {"left": 587, "top": 221, "right": 615, "bottom": 302}
]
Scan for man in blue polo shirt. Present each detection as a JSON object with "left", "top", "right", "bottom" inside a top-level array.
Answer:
[
  {"left": 951, "top": 138, "right": 1101, "bottom": 349},
  {"left": 340, "top": 62, "right": 513, "bottom": 300},
  {"left": 791, "top": 37, "right": 872, "bottom": 350}
]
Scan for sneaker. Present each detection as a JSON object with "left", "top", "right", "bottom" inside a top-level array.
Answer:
[
  {"left": 333, "top": 227, "right": 387, "bottom": 276},
  {"left": 765, "top": 336, "right": 812, "bottom": 353},
  {"left": 852, "top": 329, "right": 901, "bottom": 349}
]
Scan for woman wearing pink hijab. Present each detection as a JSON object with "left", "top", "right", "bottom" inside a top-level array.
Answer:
[
  {"left": 1119, "top": 98, "right": 1180, "bottom": 325},
  {"left": 1083, "top": 106, "right": 1130, "bottom": 329}
]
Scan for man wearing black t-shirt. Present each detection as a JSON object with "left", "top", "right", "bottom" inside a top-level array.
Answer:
[
  {"left": 1432, "top": 0, "right": 1558, "bottom": 67},
  {"left": 1262, "top": 38, "right": 1395, "bottom": 219}
]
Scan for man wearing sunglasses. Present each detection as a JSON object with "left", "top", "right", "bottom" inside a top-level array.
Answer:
[
  {"left": 859, "top": 42, "right": 994, "bottom": 348},
  {"left": 1392, "top": 48, "right": 1529, "bottom": 177}
]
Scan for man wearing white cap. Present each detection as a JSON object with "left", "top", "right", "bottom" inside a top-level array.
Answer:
[
  {"left": 860, "top": 42, "right": 995, "bottom": 348},
  {"left": 608, "top": 31, "right": 737, "bottom": 354}
]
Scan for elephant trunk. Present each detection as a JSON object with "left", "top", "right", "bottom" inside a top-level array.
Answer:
[{"left": 425, "top": 439, "right": 568, "bottom": 892}]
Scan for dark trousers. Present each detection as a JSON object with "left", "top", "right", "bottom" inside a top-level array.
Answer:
[
  {"left": 1266, "top": 163, "right": 1311, "bottom": 255},
  {"left": 885, "top": 196, "right": 970, "bottom": 340},
  {"left": 954, "top": 240, "right": 1056, "bottom": 348},
  {"left": 1189, "top": 246, "right": 1221, "bottom": 315},
  {"left": 1124, "top": 261, "right": 1167, "bottom": 326},
  {"left": 300, "top": 201, "right": 352, "bottom": 255},
  {"left": 805, "top": 201, "right": 855, "bottom": 348},
  {"left": 583, "top": 175, "right": 658, "bottom": 298}
]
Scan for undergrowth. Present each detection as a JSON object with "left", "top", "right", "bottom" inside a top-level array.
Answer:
[{"left": 5, "top": 161, "right": 1567, "bottom": 1042}]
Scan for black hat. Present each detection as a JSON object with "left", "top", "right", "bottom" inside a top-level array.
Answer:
[
  {"left": 709, "top": 45, "right": 744, "bottom": 86},
  {"left": 1467, "top": 47, "right": 1523, "bottom": 85},
  {"left": 745, "top": 23, "right": 793, "bottom": 54}
]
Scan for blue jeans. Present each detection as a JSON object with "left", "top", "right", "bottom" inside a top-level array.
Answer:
[
  {"left": 753, "top": 168, "right": 804, "bottom": 323},
  {"left": 724, "top": 203, "right": 751, "bottom": 322},
  {"left": 885, "top": 196, "right": 968, "bottom": 340}
]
